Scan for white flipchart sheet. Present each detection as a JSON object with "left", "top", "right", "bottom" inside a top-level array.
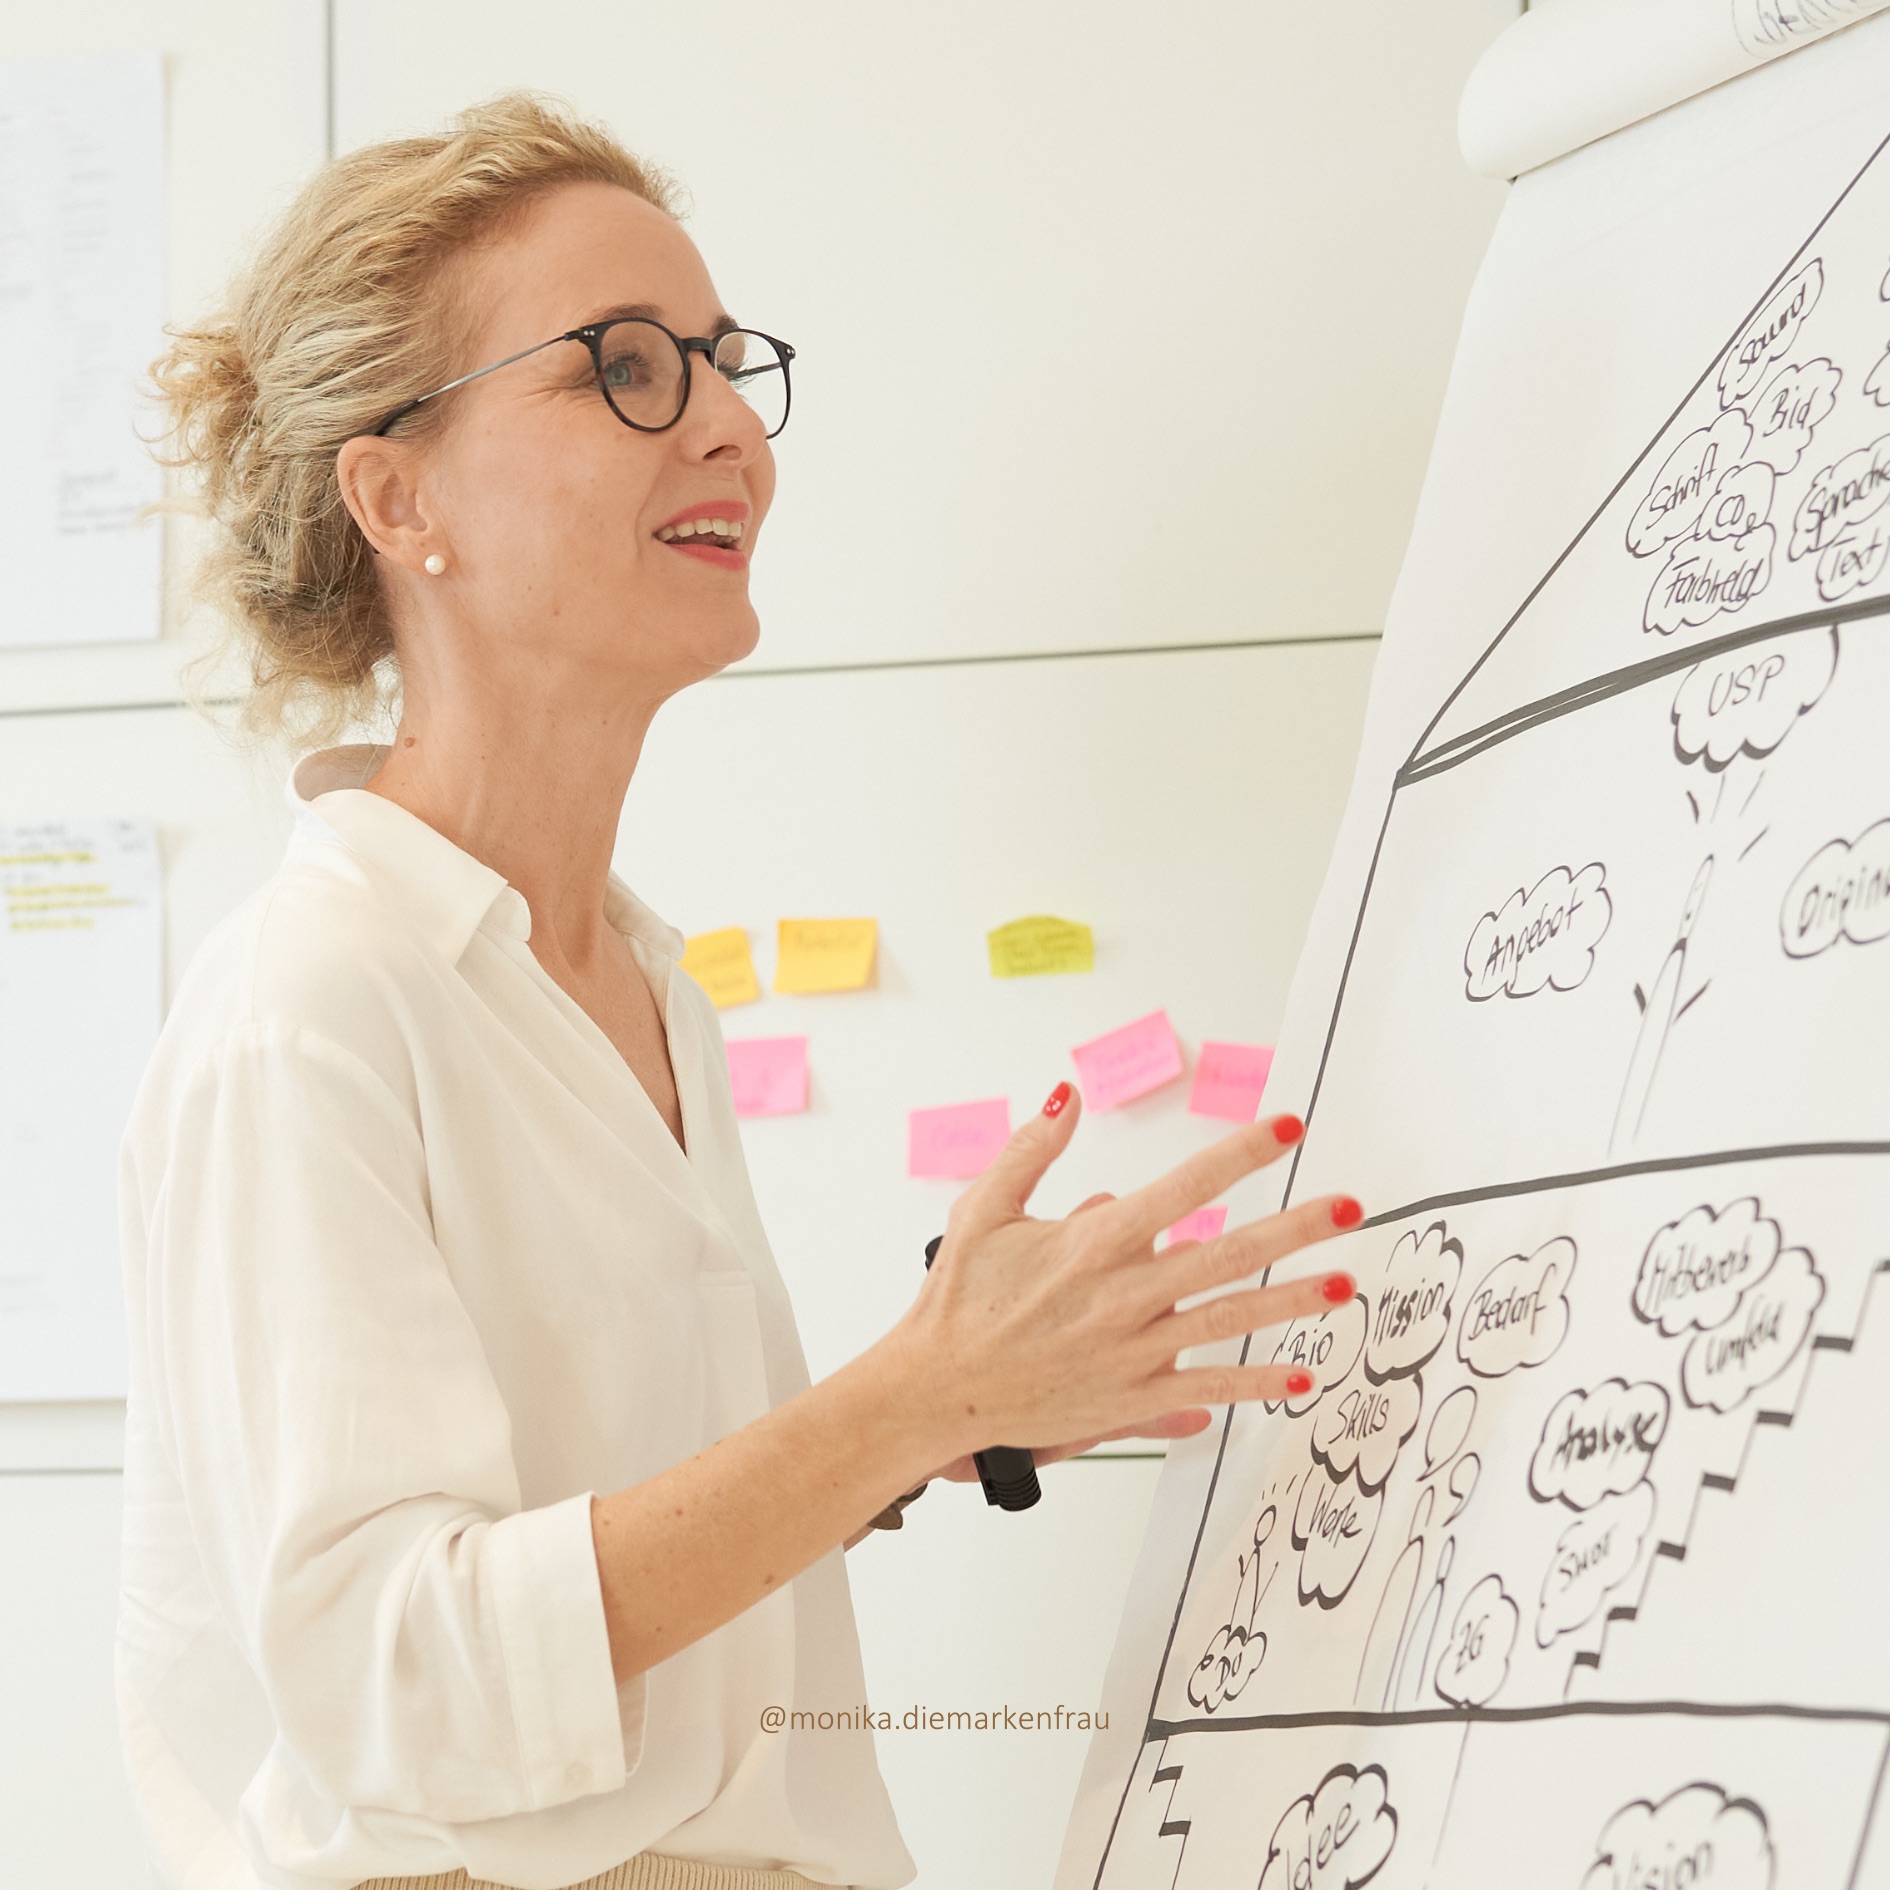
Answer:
[
  {"left": 0, "top": 821, "right": 161, "bottom": 1400},
  {"left": 0, "top": 50, "right": 164, "bottom": 649},
  {"left": 1058, "top": 21, "right": 1890, "bottom": 1890}
]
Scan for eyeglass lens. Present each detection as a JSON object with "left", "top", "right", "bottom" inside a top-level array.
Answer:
[{"left": 595, "top": 320, "right": 790, "bottom": 438}]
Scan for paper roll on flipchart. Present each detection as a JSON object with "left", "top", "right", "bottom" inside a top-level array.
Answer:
[{"left": 1459, "top": 0, "right": 1890, "bottom": 180}]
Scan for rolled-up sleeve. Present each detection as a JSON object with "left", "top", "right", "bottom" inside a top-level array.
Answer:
[{"left": 140, "top": 1020, "right": 628, "bottom": 1822}]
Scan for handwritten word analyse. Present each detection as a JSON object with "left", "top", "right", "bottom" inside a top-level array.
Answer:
[
  {"left": 1070, "top": 1009, "right": 1184, "bottom": 1111},
  {"left": 774, "top": 918, "right": 877, "bottom": 994},
  {"left": 1781, "top": 818, "right": 1890, "bottom": 956},
  {"left": 680, "top": 926, "right": 760, "bottom": 1008},
  {"left": 986, "top": 914, "right": 1093, "bottom": 978},
  {"left": 1188, "top": 1041, "right": 1274, "bottom": 1122},
  {"left": 907, "top": 1098, "right": 1010, "bottom": 1179},
  {"left": 726, "top": 1037, "right": 808, "bottom": 1117},
  {"left": 1529, "top": 1378, "right": 1670, "bottom": 1510},
  {"left": 1464, "top": 864, "right": 1611, "bottom": 1000}
]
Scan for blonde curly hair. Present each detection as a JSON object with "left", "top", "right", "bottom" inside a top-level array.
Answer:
[{"left": 154, "top": 93, "right": 680, "bottom": 747}]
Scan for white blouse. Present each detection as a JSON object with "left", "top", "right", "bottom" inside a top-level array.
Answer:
[{"left": 116, "top": 745, "right": 913, "bottom": 1890}]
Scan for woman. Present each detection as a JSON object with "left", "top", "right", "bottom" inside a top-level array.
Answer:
[{"left": 119, "top": 95, "right": 1361, "bottom": 1890}]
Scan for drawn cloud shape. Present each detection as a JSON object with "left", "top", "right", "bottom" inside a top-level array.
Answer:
[
  {"left": 1269, "top": 1296, "right": 1367, "bottom": 1417},
  {"left": 1745, "top": 356, "right": 1841, "bottom": 473},
  {"left": 1529, "top": 1378, "right": 1670, "bottom": 1511},
  {"left": 1457, "top": 1237, "right": 1576, "bottom": 1379},
  {"left": 1670, "top": 627, "right": 1836, "bottom": 771},
  {"left": 1365, "top": 1224, "right": 1462, "bottom": 1381},
  {"left": 1718, "top": 258, "right": 1822, "bottom": 407},
  {"left": 1632, "top": 1197, "right": 1781, "bottom": 1336},
  {"left": 1780, "top": 818, "right": 1890, "bottom": 957},
  {"left": 1681, "top": 1246, "right": 1824, "bottom": 1414},
  {"left": 1187, "top": 1622, "right": 1264, "bottom": 1714},
  {"left": 1537, "top": 1482, "right": 1655, "bottom": 1646},
  {"left": 1699, "top": 460, "right": 1776, "bottom": 541},
  {"left": 1644, "top": 523, "right": 1775, "bottom": 636},
  {"left": 1434, "top": 1574, "right": 1519, "bottom": 1706},
  {"left": 1293, "top": 1468, "right": 1381, "bottom": 1610},
  {"left": 1421, "top": 1384, "right": 1477, "bottom": 1476},
  {"left": 1259, "top": 1764, "right": 1398, "bottom": 1890},
  {"left": 1311, "top": 1372, "right": 1422, "bottom": 1495},
  {"left": 1626, "top": 410, "right": 1754, "bottom": 556},
  {"left": 1790, "top": 432, "right": 1890, "bottom": 562},
  {"left": 1464, "top": 864, "right": 1611, "bottom": 1001},
  {"left": 1581, "top": 1784, "right": 1773, "bottom": 1890},
  {"left": 1815, "top": 522, "right": 1890, "bottom": 602}
]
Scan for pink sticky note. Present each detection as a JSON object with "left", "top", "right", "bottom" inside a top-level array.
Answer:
[
  {"left": 1165, "top": 1206, "right": 1228, "bottom": 1248},
  {"left": 727, "top": 1036, "right": 809, "bottom": 1117},
  {"left": 1070, "top": 1009, "right": 1185, "bottom": 1111},
  {"left": 909, "top": 1098, "right": 1012, "bottom": 1178},
  {"left": 1189, "top": 1042, "right": 1275, "bottom": 1122}
]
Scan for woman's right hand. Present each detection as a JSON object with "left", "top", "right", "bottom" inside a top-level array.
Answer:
[{"left": 886, "top": 1082, "right": 1362, "bottom": 1467}]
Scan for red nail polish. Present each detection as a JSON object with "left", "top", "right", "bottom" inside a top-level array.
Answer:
[
  {"left": 1285, "top": 1369, "right": 1315, "bottom": 1397},
  {"left": 1320, "top": 1272, "right": 1356, "bottom": 1304},
  {"left": 1042, "top": 1082, "right": 1073, "bottom": 1118},
  {"left": 1272, "top": 1114, "right": 1305, "bottom": 1145},
  {"left": 1330, "top": 1197, "right": 1364, "bottom": 1230}
]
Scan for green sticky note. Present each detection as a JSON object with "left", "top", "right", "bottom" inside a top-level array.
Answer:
[{"left": 987, "top": 915, "right": 1095, "bottom": 978}]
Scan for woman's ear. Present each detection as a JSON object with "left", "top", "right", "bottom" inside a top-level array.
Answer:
[{"left": 336, "top": 433, "right": 441, "bottom": 574}]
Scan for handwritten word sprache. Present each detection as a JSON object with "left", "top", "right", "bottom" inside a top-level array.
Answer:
[
  {"left": 726, "top": 1036, "right": 808, "bottom": 1117},
  {"left": 774, "top": 918, "right": 877, "bottom": 994},
  {"left": 1165, "top": 1206, "right": 1228, "bottom": 1247},
  {"left": 1188, "top": 1041, "right": 1273, "bottom": 1122},
  {"left": 1070, "top": 1009, "right": 1184, "bottom": 1111},
  {"left": 908, "top": 1098, "right": 1011, "bottom": 1179},
  {"left": 1791, "top": 433, "right": 1890, "bottom": 558},
  {"left": 680, "top": 926, "right": 760, "bottom": 1008},
  {"left": 986, "top": 914, "right": 1094, "bottom": 978}
]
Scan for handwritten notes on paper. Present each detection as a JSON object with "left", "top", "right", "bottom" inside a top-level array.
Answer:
[
  {"left": 0, "top": 52, "right": 165, "bottom": 648},
  {"left": 1165, "top": 1206, "right": 1229, "bottom": 1247},
  {"left": 909, "top": 1099, "right": 1011, "bottom": 1178},
  {"left": 727, "top": 1036, "right": 808, "bottom": 1117},
  {"left": 682, "top": 926, "right": 760, "bottom": 1008},
  {"left": 988, "top": 915, "right": 1094, "bottom": 978},
  {"left": 0, "top": 820, "right": 162, "bottom": 1399},
  {"left": 775, "top": 918, "right": 877, "bottom": 994},
  {"left": 1189, "top": 1041, "right": 1274, "bottom": 1122},
  {"left": 1071, "top": 1010, "right": 1184, "bottom": 1111}
]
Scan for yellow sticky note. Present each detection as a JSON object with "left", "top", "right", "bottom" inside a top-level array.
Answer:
[
  {"left": 774, "top": 917, "right": 877, "bottom": 994},
  {"left": 987, "top": 914, "right": 1094, "bottom": 978},
  {"left": 681, "top": 926, "right": 760, "bottom": 1008}
]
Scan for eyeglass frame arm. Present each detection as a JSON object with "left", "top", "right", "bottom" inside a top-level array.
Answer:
[{"left": 369, "top": 319, "right": 795, "bottom": 439}]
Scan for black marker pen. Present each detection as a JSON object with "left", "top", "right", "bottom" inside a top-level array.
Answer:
[{"left": 925, "top": 1235, "right": 1042, "bottom": 1511}]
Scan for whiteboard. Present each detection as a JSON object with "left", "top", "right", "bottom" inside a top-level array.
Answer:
[{"left": 1060, "top": 18, "right": 1890, "bottom": 1890}]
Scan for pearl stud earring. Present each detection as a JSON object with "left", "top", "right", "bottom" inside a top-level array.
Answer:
[{"left": 424, "top": 554, "right": 446, "bottom": 576}]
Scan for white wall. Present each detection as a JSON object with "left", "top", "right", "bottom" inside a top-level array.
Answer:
[{"left": 0, "top": 4, "right": 1512, "bottom": 1885}]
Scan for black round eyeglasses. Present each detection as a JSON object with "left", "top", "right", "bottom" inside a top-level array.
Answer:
[{"left": 370, "top": 316, "right": 795, "bottom": 440}]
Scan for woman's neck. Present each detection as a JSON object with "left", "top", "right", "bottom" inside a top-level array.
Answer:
[{"left": 366, "top": 667, "right": 660, "bottom": 967}]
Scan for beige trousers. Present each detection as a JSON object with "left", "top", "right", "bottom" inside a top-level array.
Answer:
[{"left": 352, "top": 1853, "right": 830, "bottom": 1890}]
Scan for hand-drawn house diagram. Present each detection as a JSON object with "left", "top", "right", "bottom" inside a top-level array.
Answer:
[{"left": 1084, "top": 130, "right": 1890, "bottom": 1890}]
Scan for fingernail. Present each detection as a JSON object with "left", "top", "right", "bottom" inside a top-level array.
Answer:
[
  {"left": 1042, "top": 1082, "right": 1073, "bottom": 1118},
  {"left": 1330, "top": 1197, "right": 1364, "bottom": 1230},
  {"left": 1272, "top": 1114, "right": 1305, "bottom": 1145},
  {"left": 1285, "top": 1369, "right": 1315, "bottom": 1397},
  {"left": 1320, "top": 1271, "right": 1356, "bottom": 1304}
]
